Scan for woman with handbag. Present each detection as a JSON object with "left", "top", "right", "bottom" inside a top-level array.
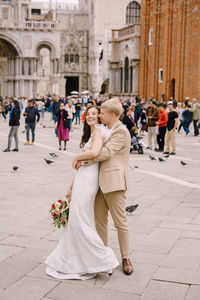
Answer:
[{"left": 56, "top": 102, "right": 69, "bottom": 151}]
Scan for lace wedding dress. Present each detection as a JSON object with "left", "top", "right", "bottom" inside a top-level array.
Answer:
[{"left": 45, "top": 125, "right": 119, "bottom": 280}]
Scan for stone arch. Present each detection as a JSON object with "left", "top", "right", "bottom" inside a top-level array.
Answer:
[
  {"left": 0, "top": 34, "right": 23, "bottom": 57},
  {"left": 100, "top": 79, "right": 109, "bottom": 94},
  {"left": 34, "top": 40, "right": 57, "bottom": 58}
]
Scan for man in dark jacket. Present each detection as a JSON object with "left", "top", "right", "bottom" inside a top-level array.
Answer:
[
  {"left": 52, "top": 96, "right": 60, "bottom": 124},
  {"left": 24, "top": 100, "right": 40, "bottom": 145}
]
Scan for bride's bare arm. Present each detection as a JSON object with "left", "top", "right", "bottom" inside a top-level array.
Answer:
[
  {"left": 66, "top": 175, "right": 75, "bottom": 198},
  {"left": 72, "top": 130, "right": 104, "bottom": 168}
]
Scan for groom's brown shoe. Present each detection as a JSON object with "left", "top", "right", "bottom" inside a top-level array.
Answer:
[{"left": 122, "top": 258, "right": 133, "bottom": 275}]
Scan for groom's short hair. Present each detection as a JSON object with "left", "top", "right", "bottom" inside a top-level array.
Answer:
[{"left": 101, "top": 98, "right": 123, "bottom": 117}]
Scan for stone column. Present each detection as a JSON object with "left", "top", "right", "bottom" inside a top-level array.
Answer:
[
  {"left": 29, "top": 80, "right": 33, "bottom": 98},
  {"left": 20, "top": 80, "right": 24, "bottom": 97},
  {"left": 15, "top": 80, "right": 19, "bottom": 97},
  {"left": 7, "top": 59, "right": 11, "bottom": 76},
  {"left": 133, "top": 65, "right": 139, "bottom": 94}
]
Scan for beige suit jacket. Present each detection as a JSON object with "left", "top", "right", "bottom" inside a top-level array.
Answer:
[{"left": 84, "top": 120, "right": 131, "bottom": 194}]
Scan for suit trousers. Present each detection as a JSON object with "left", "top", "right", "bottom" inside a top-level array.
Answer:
[
  {"left": 94, "top": 189, "right": 130, "bottom": 258},
  {"left": 148, "top": 126, "right": 157, "bottom": 149},
  {"left": 165, "top": 129, "right": 176, "bottom": 153}
]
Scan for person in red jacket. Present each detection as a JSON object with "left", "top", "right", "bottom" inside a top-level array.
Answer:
[{"left": 155, "top": 103, "right": 168, "bottom": 152}]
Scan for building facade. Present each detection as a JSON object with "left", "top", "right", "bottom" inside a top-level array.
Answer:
[
  {"left": 0, "top": 0, "right": 89, "bottom": 98},
  {"left": 109, "top": 1, "right": 141, "bottom": 99},
  {"left": 139, "top": 0, "right": 200, "bottom": 101},
  {"left": 88, "top": 0, "right": 141, "bottom": 98}
]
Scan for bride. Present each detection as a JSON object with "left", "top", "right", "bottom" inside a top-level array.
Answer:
[{"left": 45, "top": 105, "right": 119, "bottom": 280}]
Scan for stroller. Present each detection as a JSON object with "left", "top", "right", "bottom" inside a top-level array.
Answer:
[{"left": 130, "top": 135, "right": 144, "bottom": 154}]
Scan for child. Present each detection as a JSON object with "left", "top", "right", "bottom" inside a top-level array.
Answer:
[{"left": 56, "top": 102, "right": 69, "bottom": 150}]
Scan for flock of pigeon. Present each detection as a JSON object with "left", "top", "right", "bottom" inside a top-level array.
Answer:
[
  {"left": 149, "top": 155, "right": 187, "bottom": 166},
  {"left": 11, "top": 150, "right": 188, "bottom": 216}
]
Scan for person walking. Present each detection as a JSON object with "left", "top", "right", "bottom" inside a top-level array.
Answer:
[
  {"left": 3, "top": 100, "right": 21, "bottom": 152},
  {"left": 155, "top": 103, "right": 168, "bottom": 152},
  {"left": 187, "top": 98, "right": 200, "bottom": 136},
  {"left": 65, "top": 99, "right": 75, "bottom": 131},
  {"left": 177, "top": 103, "right": 184, "bottom": 133},
  {"left": 164, "top": 102, "right": 179, "bottom": 155},
  {"left": 182, "top": 105, "right": 193, "bottom": 136},
  {"left": 146, "top": 100, "right": 159, "bottom": 150},
  {"left": 56, "top": 102, "right": 69, "bottom": 151},
  {"left": 24, "top": 100, "right": 40, "bottom": 145},
  {"left": 75, "top": 99, "right": 81, "bottom": 124}
]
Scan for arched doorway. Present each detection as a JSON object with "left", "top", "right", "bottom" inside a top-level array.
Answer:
[
  {"left": 36, "top": 43, "right": 58, "bottom": 95},
  {"left": 0, "top": 38, "right": 19, "bottom": 96},
  {"left": 100, "top": 79, "right": 109, "bottom": 94},
  {"left": 171, "top": 79, "right": 175, "bottom": 99}
]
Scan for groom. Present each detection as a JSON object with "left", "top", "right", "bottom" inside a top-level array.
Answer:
[{"left": 80, "top": 98, "right": 133, "bottom": 275}]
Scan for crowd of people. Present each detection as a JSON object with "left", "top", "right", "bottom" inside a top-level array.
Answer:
[{"left": 0, "top": 94, "right": 200, "bottom": 154}]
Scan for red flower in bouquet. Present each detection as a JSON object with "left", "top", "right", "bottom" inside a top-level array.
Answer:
[{"left": 49, "top": 197, "right": 71, "bottom": 229}]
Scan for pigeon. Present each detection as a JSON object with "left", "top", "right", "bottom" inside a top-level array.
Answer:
[
  {"left": 158, "top": 157, "right": 166, "bottom": 162},
  {"left": 43, "top": 125, "right": 46, "bottom": 128},
  {"left": 126, "top": 204, "right": 139, "bottom": 213},
  {"left": 49, "top": 153, "right": 58, "bottom": 158},
  {"left": 134, "top": 166, "right": 139, "bottom": 169},
  {"left": 44, "top": 159, "right": 54, "bottom": 165},
  {"left": 149, "top": 155, "right": 157, "bottom": 161},
  {"left": 181, "top": 161, "right": 187, "bottom": 166},
  {"left": 13, "top": 166, "right": 19, "bottom": 171}
]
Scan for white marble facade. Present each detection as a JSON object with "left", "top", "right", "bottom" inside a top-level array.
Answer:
[
  {"left": 0, "top": 0, "right": 88, "bottom": 97},
  {"left": 0, "top": 0, "right": 141, "bottom": 98}
]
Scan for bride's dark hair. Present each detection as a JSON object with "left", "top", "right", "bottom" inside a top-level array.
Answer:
[{"left": 80, "top": 106, "right": 101, "bottom": 148}]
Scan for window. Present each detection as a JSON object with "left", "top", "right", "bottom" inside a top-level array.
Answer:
[
  {"left": 31, "top": 9, "right": 41, "bottom": 15},
  {"left": 124, "top": 57, "right": 129, "bottom": 93},
  {"left": 65, "top": 44, "right": 79, "bottom": 64},
  {"left": 65, "top": 54, "right": 69, "bottom": 63},
  {"left": 159, "top": 68, "right": 163, "bottom": 83},
  {"left": 126, "top": 1, "right": 140, "bottom": 25},
  {"left": 2, "top": 7, "right": 9, "bottom": 20},
  {"left": 149, "top": 28, "right": 153, "bottom": 46}
]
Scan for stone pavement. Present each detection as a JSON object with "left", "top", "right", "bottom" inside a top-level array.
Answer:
[{"left": 0, "top": 114, "right": 200, "bottom": 300}]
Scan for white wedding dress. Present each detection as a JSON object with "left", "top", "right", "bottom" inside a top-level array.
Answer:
[{"left": 45, "top": 125, "right": 119, "bottom": 280}]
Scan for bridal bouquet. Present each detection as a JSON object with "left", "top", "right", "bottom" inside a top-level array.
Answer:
[{"left": 49, "top": 198, "right": 71, "bottom": 229}]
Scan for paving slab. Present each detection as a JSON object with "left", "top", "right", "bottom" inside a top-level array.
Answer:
[
  {"left": 140, "top": 280, "right": 189, "bottom": 300},
  {"left": 0, "top": 116, "right": 200, "bottom": 299},
  {"left": 185, "top": 285, "right": 200, "bottom": 300},
  {"left": 47, "top": 281, "right": 139, "bottom": 300},
  {"left": 0, "top": 276, "right": 59, "bottom": 300},
  {"left": 169, "top": 238, "right": 200, "bottom": 259},
  {"left": 103, "top": 263, "right": 158, "bottom": 294},
  {"left": 153, "top": 267, "right": 200, "bottom": 285}
]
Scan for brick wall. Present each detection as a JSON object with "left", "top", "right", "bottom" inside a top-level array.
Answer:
[{"left": 139, "top": 0, "right": 200, "bottom": 102}]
